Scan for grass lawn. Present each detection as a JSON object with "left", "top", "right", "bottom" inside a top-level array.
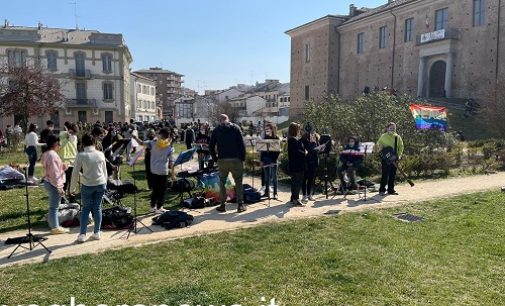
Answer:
[
  {"left": 0, "top": 144, "right": 188, "bottom": 233},
  {"left": 1, "top": 191, "right": 505, "bottom": 305}
]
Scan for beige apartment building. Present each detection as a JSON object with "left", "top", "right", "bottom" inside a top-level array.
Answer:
[
  {"left": 133, "top": 67, "right": 184, "bottom": 119},
  {"left": 0, "top": 24, "right": 132, "bottom": 128},
  {"left": 286, "top": 0, "right": 502, "bottom": 117}
]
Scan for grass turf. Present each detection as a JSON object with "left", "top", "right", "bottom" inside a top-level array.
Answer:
[{"left": 1, "top": 191, "right": 505, "bottom": 305}]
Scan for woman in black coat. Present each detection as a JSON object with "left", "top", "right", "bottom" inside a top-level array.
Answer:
[{"left": 287, "top": 122, "right": 307, "bottom": 207}]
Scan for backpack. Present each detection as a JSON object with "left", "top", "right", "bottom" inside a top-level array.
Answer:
[
  {"left": 180, "top": 197, "right": 206, "bottom": 209},
  {"left": 101, "top": 206, "right": 133, "bottom": 230},
  {"left": 170, "top": 178, "right": 195, "bottom": 193},
  {"left": 243, "top": 184, "right": 261, "bottom": 203},
  {"left": 152, "top": 210, "right": 194, "bottom": 230}
]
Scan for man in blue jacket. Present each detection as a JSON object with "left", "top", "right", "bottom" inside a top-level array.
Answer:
[{"left": 209, "top": 114, "right": 246, "bottom": 213}]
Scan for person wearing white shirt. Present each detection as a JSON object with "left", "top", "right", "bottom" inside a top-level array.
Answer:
[
  {"left": 70, "top": 134, "right": 108, "bottom": 243},
  {"left": 24, "top": 123, "right": 44, "bottom": 182}
]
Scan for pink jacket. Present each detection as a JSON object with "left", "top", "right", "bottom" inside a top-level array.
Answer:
[{"left": 41, "top": 150, "right": 66, "bottom": 189}]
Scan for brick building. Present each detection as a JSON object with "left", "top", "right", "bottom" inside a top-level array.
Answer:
[{"left": 286, "top": 0, "right": 502, "bottom": 117}]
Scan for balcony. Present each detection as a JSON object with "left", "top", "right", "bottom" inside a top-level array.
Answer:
[
  {"left": 416, "top": 28, "right": 459, "bottom": 45},
  {"left": 66, "top": 98, "right": 97, "bottom": 108},
  {"left": 69, "top": 69, "right": 92, "bottom": 79}
]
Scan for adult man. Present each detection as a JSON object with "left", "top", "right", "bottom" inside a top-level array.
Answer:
[
  {"left": 184, "top": 123, "right": 195, "bottom": 150},
  {"left": 209, "top": 114, "right": 246, "bottom": 213},
  {"left": 40, "top": 120, "right": 55, "bottom": 153},
  {"left": 5, "top": 125, "right": 13, "bottom": 148},
  {"left": 377, "top": 122, "right": 404, "bottom": 195}
]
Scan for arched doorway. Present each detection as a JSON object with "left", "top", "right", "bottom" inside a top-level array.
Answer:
[{"left": 429, "top": 60, "right": 446, "bottom": 98}]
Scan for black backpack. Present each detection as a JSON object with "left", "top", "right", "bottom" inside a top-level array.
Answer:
[
  {"left": 243, "top": 184, "right": 261, "bottom": 203},
  {"left": 170, "top": 178, "right": 194, "bottom": 193},
  {"left": 101, "top": 206, "right": 133, "bottom": 229},
  {"left": 180, "top": 197, "right": 206, "bottom": 209},
  {"left": 152, "top": 210, "right": 194, "bottom": 230}
]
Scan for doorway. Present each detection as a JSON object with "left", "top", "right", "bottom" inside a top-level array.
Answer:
[{"left": 429, "top": 60, "right": 447, "bottom": 98}]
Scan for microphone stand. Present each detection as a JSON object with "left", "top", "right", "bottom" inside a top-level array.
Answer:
[{"left": 7, "top": 167, "right": 51, "bottom": 259}]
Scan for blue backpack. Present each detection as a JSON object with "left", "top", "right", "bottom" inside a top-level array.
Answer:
[{"left": 243, "top": 184, "right": 261, "bottom": 203}]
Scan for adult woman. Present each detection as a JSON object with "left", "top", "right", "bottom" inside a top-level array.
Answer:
[
  {"left": 301, "top": 130, "right": 320, "bottom": 202},
  {"left": 287, "top": 122, "right": 307, "bottom": 206},
  {"left": 24, "top": 123, "right": 44, "bottom": 183},
  {"left": 41, "top": 135, "right": 69, "bottom": 234},
  {"left": 149, "top": 128, "right": 175, "bottom": 213},
  {"left": 377, "top": 122, "right": 404, "bottom": 195},
  {"left": 70, "top": 134, "right": 108, "bottom": 243},
  {"left": 59, "top": 122, "right": 79, "bottom": 198},
  {"left": 260, "top": 123, "right": 280, "bottom": 199}
]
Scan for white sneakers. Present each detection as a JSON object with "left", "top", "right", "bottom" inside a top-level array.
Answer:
[
  {"left": 155, "top": 207, "right": 167, "bottom": 214},
  {"left": 76, "top": 232, "right": 101, "bottom": 243},
  {"left": 308, "top": 195, "right": 316, "bottom": 201},
  {"left": 149, "top": 207, "right": 156, "bottom": 213},
  {"left": 302, "top": 195, "right": 309, "bottom": 203}
]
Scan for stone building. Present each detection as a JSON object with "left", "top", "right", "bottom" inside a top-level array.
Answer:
[
  {"left": 0, "top": 24, "right": 132, "bottom": 128},
  {"left": 133, "top": 67, "right": 184, "bottom": 119},
  {"left": 286, "top": 0, "right": 502, "bottom": 117},
  {"left": 130, "top": 72, "right": 159, "bottom": 122}
]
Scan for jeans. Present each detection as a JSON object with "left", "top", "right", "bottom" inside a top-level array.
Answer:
[
  {"left": 151, "top": 174, "right": 167, "bottom": 209},
  {"left": 380, "top": 160, "right": 397, "bottom": 193},
  {"left": 264, "top": 163, "right": 278, "bottom": 195},
  {"left": 217, "top": 159, "right": 243, "bottom": 205},
  {"left": 44, "top": 181, "right": 61, "bottom": 229},
  {"left": 302, "top": 169, "right": 316, "bottom": 196},
  {"left": 290, "top": 171, "right": 304, "bottom": 201},
  {"left": 79, "top": 184, "right": 106, "bottom": 235},
  {"left": 25, "top": 146, "right": 37, "bottom": 177}
]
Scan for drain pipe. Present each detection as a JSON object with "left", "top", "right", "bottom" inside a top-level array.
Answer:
[
  {"left": 496, "top": 0, "right": 502, "bottom": 89},
  {"left": 336, "top": 26, "right": 341, "bottom": 95},
  {"left": 390, "top": 9, "right": 398, "bottom": 89}
]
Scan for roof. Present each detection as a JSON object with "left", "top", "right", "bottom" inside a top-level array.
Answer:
[
  {"left": 130, "top": 72, "right": 155, "bottom": 82},
  {"left": 285, "top": 15, "right": 349, "bottom": 35},
  {"left": 134, "top": 68, "right": 184, "bottom": 77},
  {"left": 342, "top": 0, "right": 418, "bottom": 25}
]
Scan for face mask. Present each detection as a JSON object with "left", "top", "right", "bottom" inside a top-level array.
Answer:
[
  {"left": 387, "top": 129, "right": 395, "bottom": 134},
  {"left": 349, "top": 141, "right": 355, "bottom": 147}
]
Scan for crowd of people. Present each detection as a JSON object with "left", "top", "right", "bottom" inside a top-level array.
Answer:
[{"left": 2, "top": 114, "right": 405, "bottom": 242}]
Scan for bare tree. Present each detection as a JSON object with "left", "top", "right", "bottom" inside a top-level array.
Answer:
[
  {"left": 0, "top": 65, "right": 65, "bottom": 131},
  {"left": 208, "top": 99, "right": 240, "bottom": 124}
]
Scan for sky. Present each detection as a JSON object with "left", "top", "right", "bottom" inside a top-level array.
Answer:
[{"left": 1, "top": 0, "right": 385, "bottom": 93}]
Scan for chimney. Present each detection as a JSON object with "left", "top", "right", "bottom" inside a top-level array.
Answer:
[{"left": 349, "top": 4, "right": 356, "bottom": 16}]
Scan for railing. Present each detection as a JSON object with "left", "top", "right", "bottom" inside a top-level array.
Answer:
[
  {"left": 66, "top": 98, "right": 97, "bottom": 108},
  {"left": 416, "top": 28, "right": 460, "bottom": 45},
  {"left": 69, "top": 69, "right": 92, "bottom": 79}
]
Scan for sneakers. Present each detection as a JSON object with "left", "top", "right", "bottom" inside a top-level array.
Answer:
[
  {"left": 273, "top": 194, "right": 278, "bottom": 200},
  {"left": 216, "top": 204, "right": 226, "bottom": 212},
  {"left": 388, "top": 191, "right": 399, "bottom": 195},
  {"left": 292, "top": 199, "right": 305, "bottom": 207},
  {"left": 155, "top": 207, "right": 167, "bottom": 214},
  {"left": 76, "top": 234, "right": 86, "bottom": 243},
  {"left": 50, "top": 227, "right": 69, "bottom": 235},
  {"left": 149, "top": 206, "right": 156, "bottom": 213},
  {"left": 308, "top": 195, "right": 316, "bottom": 201},
  {"left": 379, "top": 191, "right": 386, "bottom": 196},
  {"left": 237, "top": 205, "right": 247, "bottom": 213},
  {"left": 258, "top": 186, "right": 266, "bottom": 194},
  {"left": 301, "top": 195, "right": 308, "bottom": 203},
  {"left": 89, "top": 232, "right": 101, "bottom": 241}
]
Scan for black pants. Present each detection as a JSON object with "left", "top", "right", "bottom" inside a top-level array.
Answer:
[
  {"left": 338, "top": 165, "right": 356, "bottom": 190},
  {"left": 63, "top": 166, "right": 74, "bottom": 193},
  {"left": 151, "top": 174, "right": 167, "bottom": 209},
  {"left": 380, "top": 161, "right": 397, "bottom": 193},
  {"left": 302, "top": 169, "right": 316, "bottom": 196},
  {"left": 185, "top": 142, "right": 192, "bottom": 150},
  {"left": 290, "top": 171, "right": 304, "bottom": 201}
]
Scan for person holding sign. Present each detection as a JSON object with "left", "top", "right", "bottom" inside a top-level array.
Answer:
[{"left": 377, "top": 122, "right": 404, "bottom": 195}]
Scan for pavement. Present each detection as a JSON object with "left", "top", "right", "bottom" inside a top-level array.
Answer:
[{"left": 1, "top": 171, "right": 505, "bottom": 268}]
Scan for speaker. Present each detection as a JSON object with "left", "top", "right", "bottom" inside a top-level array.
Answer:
[{"left": 319, "top": 134, "right": 332, "bottom": 154}]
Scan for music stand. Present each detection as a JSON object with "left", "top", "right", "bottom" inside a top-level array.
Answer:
[
  {"left": 173, "top": 148, "right": 197, "bottom": 201},
  {"left": 357, "top": 142, "right": 374, "bottom": 201},
  {"left": 7, "top": 167, "right": 51, "bottom": 259},
  {"left": 126, "top": 147, "right": 153, "bottom": 239},
  {"left": 256, "top": 139, "right": 281, "bottom": 207}
]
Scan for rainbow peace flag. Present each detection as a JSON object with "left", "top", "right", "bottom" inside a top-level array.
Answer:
[{"left": 410, "top": 104, "right": 448, "bottom": 131}]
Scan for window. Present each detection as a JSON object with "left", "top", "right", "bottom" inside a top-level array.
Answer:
[
  {"left": 305, "top": 43, "right": 311, "bottom": 63},
  {"left": 105, "top": 111, "right": 113, "bottom": 124},
  {"left": 75, "top": 82, "right": 87, "bottom": 102},
  {"left": 150, "top": 87, "right": 155, "bottom": 95},
  {"left": 103, "top": 82, "right": 113, "bottom": 100},
  {"left": 74, "top": 52, "right": 86, "bottom": 76},
  {"left": 102, "top": 53, "right": 112, "bottom": 73},
  {"left": 473, "top": 0, "right": 485, "bottom": 26},
  {"left": 46, "top": 50, "right": 58, "bottom": 71},
  {"left": 137, "top": 84, "right": 141, "bottom": 93},
  {"left": 143, "top": 85, "right": 148, "bottom": 94},
  {"left": 7, "top": 49, "right": 27, "bottom": 68},
  {"left": 405, "top": 18, "right": 414, "bottom": 42},
  {"left": 435, "top": 8, "right": 448, "bottom": 31},
  {"left": 357, "top": 32, "right": 365, "bottom": 54},
  {"left": 305, "top": 85, "right": 310, "bottom": 100},
  {"left": 379, "top": 26, "right": 388, "bottom": 49}
]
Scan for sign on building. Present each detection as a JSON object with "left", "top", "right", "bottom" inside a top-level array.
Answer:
[{"left": 420, "top": 29, "right": 446, "bottom": 44}]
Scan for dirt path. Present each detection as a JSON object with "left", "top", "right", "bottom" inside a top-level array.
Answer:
[{"left": 1, "top": 172, "right": 504, "bottom": 268}]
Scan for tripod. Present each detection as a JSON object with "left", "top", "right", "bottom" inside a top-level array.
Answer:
[
  {"left": 7, "top": 167, "right": 51, "bottom": 259},
  {"left": 127, "top": 162, "right": 153, "bottom": 239}
]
